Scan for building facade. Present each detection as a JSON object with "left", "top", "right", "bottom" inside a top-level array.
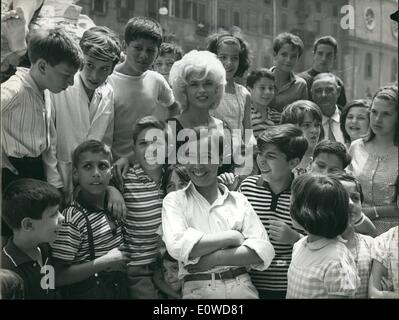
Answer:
[{"left": 79, "top": 0, "right": 397, "bottom": 100}]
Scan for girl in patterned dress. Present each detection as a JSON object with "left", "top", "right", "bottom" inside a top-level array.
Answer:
[{"left": 348, "top": 85, "right": 398, "bottom": 235}]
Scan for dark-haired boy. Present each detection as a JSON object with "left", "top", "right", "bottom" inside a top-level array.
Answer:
[
  {"left": 298, "top": 35, "right": 347, "bottom": 108},
  {"left": 309, "top": 140, "right": 351, "bottom": 175},
  {"left": 153, "top": 42, "right": 184, "bottom": 83},
  {"left": 120, "top": 116, "right": 169, "bottom": 299},
  {"left": 1, "top": 179, "right": 64, "bottom": 299},
  {"left": 239, "top": 124, "right": 308, "bottom": 299},
  {"left": 108, "top": 17, "right": 178, "bottom": 161},
  {"left": 50, "top": 140, "right": 129, "bottom": 299}
]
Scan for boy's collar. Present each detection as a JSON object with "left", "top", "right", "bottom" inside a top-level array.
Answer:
[
  {"left": 132, "top": 163, "right": 165, "bottom": 185},
  {"left": 256, "top": 173, "right": 295, "bottom": 194},
  {"left": 15, "top": 67, "right": 44, "bottom": 96},
  {"left": 305, "top": 235, "right": 347, "bottom": 250},
  {"left": 185, "top": 181, "right": 231, "bottom": 204},
  {"left": 2, "top": 238, "right": 48, "bottom": 267}
]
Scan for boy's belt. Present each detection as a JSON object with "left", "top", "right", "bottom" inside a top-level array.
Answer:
[{"left": 184, "top": 267, "right": 247, "bottom": 282}]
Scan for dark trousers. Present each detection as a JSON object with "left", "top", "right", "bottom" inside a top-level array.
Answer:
[{"left": 1, "top": 156, "right": 45, "bottom": 242}]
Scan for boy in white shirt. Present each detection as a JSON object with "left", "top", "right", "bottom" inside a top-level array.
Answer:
[
  {"left": 49, "top": 26, "right": 122, "bottom": 203},
  {"left": 162, "top": 129, "right": 275, "bottom": 299}
]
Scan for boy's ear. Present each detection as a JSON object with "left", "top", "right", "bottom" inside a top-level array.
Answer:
[
  {"left": 37, "top": 59, "right": 47, "bottom": 75},
  {"left": 288, "top": 157, "right": 300, "bottom": 170},
  {"left": 21, "top": 217, "right": 34, "bottom": 231}
]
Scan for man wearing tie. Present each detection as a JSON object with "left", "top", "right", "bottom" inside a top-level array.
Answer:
[{"left": 311, "top": 73, "right": 345, "bottom": 144}]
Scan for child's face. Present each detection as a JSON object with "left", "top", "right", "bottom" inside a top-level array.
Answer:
[
  {"left": 274, "top": 44, "right": 299, "bottom": 73},
  {"left": 340, "top": 180, "right": 362, "bottom": 225},
  {"left": 134, "top": 127, "right": 166, "bottom": 172},
  {"left": 80, "top": 55, "right": 114, "bottom": 91},
  {"left": 370, "top": 98, "right": 398, "bottom": 139},
  {"left": 313, "top": 44, "right": 335, "bottom": 72},
  {"left": 186, "top": 72, "right": 219, "bottom": 110},
  {"left": 166, "top": 171, "right": 188, "bottom": 194},
  {"left": 345, "top": 107, "right": 370, "bottom": 142},
  {"left": 310, "top": 153, "right": 344, "bottom": 175},
  {"left": 298, "top": 113, "right": 321, "bottom": 149},
  {"left": 184, "top": 144, "right": 220, "bottom": 188},
  {"left": 153, "top": 52, "right": 176, "bottom": 82},
  {"left": 31, "top": 205, "right": 64, "bottom": 244},
  {"left": 43, "top": 61, "right": 78, "bottom": 93},
  {"left": 124, "top": 38, "right": 159, "bottom": 76},
  {"left": 256, "top": 144, "right": 293, "bottom": 182},
  {"left": 73, "top": 151, "right": 112, "bottom": 196},
  {"left": 217, "top": 42, "right": 240, "bottom": 80},
  {"left": 163, "top": 259, "right": 181, "bottom": 291},
  {"left": 250, "top": 77, "right": 275, "bottom": 107}
]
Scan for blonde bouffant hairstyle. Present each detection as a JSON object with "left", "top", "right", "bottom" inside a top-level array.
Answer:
[{"left": 168, "top": 50, "right": 226, "bottom": 112}]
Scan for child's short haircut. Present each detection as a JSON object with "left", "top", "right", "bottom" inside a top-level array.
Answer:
[
  {"left": 273, "top": 32, "right": 304, "bottom": 57},
  {"left": 2, "top": 179, "right": 61, "bottom": 230},
  {"left": 28, "top": 28, "right": 83, "bottom": 69},
  {"left": 72, "top": 140, "right": 113, "bottom": 169},
  {"left": 159, "top": 42, "right": 184, "bottom": 61},
  {"left": 367, "top": 85, "right": 398, "bottom": 145},
  {"left": 132, "top": 116, "right": 169, "bottom": 145},
  {"left": 281, "top": 100, "right": 325, "bottom": 140},
  {"left": 80, "top": 26, "right": 122, "bottom": 67},
  {"left": 313, "top": 35, "right": 338, "bottom": 56},
  {"left": 291, "top": 173, "right": 349, "bottom": 238},
  {"left": 340, "top": 99, "right": 370, "bottom": 143},
  {"left": 124, "top": 16, "right": 163, "bottom": 47},
  {"left": 312, "top": 140, "right": 351, "bottom": 169},
  {"left": 206, "top": 31, "right": 251, "bottom": 77},
  {"left": 169, "top": 50, "right": 226, "bottom": 111},
  {"left": 330, "top": 171, "right": 364, "bottom": 203},
  {"left": 257, "top": 124, "right": 308, "bottom": 161},
  {"left": 246, "top": 68, "right": 275, "bottom": 88},
  {"left": 161, "top": 164, "right": 190, "bottom": 192}
]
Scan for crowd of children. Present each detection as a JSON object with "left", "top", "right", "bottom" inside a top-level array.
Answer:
[{"left": 1, "top": 13, "right": 398, "bottom": 300}]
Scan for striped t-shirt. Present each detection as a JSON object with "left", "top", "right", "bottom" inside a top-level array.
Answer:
[
  {"left": 122, "top": 164, "right": 165, "bottom": 266},
  {"left": 51, "top": 200, "right": 123, "bottom": 263},
  {"left": 250, "top": 104, "right": 274, "bottom": 139},
  {"left": 239, "top": 175, "right": 301, "bottom": 292}
]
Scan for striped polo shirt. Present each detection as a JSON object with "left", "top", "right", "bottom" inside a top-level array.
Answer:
[
  {"left": 239, "top": 174, "right": 302, "bottom": 292},
  {"left": 122, "top": 164, "right": 165, "bottom": 266},
  {"left": 51, "top": 200, "right": 123, "bottom": 263}
]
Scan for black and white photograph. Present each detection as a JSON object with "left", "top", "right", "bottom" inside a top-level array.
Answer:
[{"left": 0, "top": 0, "right": 398, "bottom": 308}]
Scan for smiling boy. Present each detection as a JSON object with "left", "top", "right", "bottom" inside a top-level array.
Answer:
[
  {"left": 239, "top": 124, "right": 308, "bottom": 299},
  {"left": 162, "top": 129, "right": 275, "bottom": 299}
]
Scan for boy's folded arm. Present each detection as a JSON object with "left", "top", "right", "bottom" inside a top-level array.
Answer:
[
  {"left": 213, "top": 245, "right": 263, "bottom": 267},
  {"left": 188, "top": 230, "right": 246, "bottom": 259}
]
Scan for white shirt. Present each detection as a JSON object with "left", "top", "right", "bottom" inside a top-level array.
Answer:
[
  {"left": 47, "top": 72, "right": 114, "bottom": 190},
  {"left": 162, "top": 182, "right": 275, "bottom": 279},
  {"left": 322, "top": 105, "right": 345, "bottom": 144}
]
